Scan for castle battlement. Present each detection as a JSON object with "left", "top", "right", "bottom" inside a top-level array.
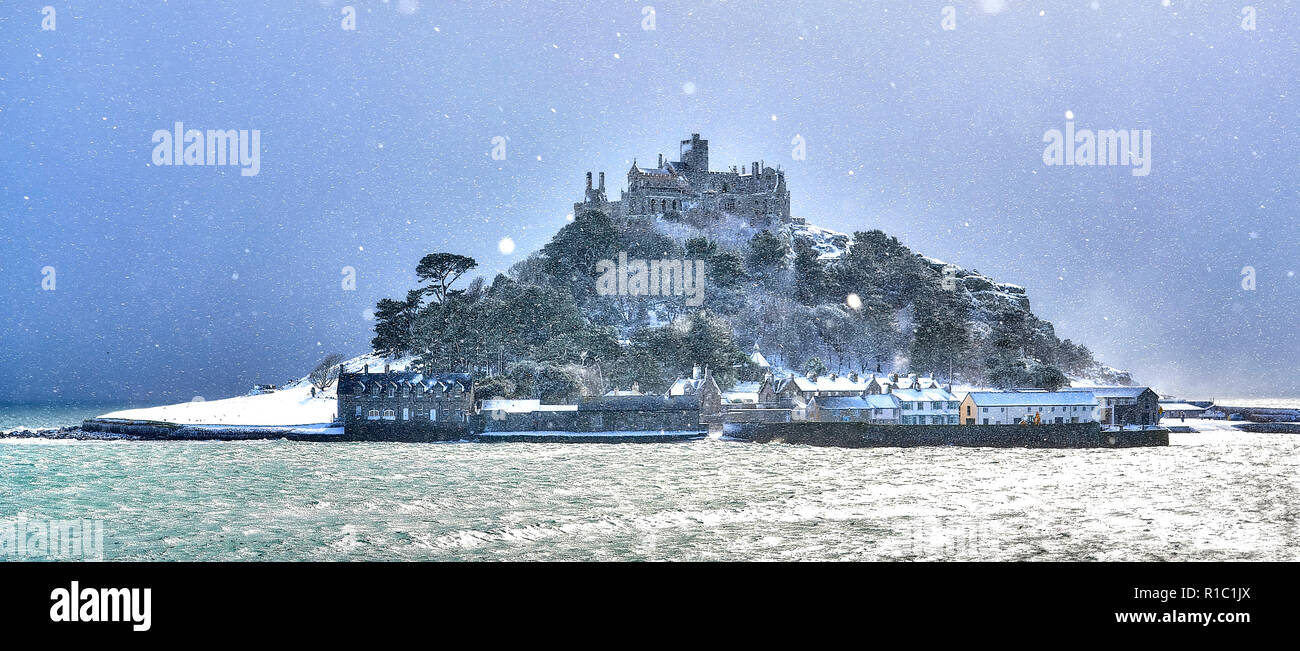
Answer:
[{"left": 575, "top": 133, "right": 791, "bottom": 224}]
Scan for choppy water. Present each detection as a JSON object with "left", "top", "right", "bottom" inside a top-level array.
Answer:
[
  {"left": 0, "top": 402, "right": 139, "bottom": 431},
  {"left": 2, "top": 430, "right": 1297, "bottom": 561}
]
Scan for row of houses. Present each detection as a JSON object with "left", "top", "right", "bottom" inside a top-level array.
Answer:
[
  {"left": 716, "top": 372, "right": 962, "bottom": 425},
  {"left": 336, "top": 362, "right": 1163, "bottom": 439},
  {"left": 716, "top": 371, "right": 1162, "bottom": 428}
]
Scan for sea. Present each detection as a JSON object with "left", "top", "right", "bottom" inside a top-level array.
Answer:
[{"left": 1, "top": 401, "right": 1297, "bottom": 561}]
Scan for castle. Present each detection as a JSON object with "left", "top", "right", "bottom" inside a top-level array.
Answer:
[{"left": 575, "top": 133, "right": 791, "bottom": 224}]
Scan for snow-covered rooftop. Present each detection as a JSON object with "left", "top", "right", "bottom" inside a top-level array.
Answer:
[{"left": 965, "top": 391, "right": 1099, "bottom": 407}]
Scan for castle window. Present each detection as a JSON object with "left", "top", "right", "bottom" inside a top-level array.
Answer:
[
  {"left": 367, "top": 409, "right": 380, "bottom": 420},
  {"left": 383, "top": 409, "right": 395, "bottom": 420}
]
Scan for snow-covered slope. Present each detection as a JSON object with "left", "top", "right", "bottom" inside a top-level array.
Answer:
[{"left": 98, "top": 352, "right": 414, "bottom": 426}]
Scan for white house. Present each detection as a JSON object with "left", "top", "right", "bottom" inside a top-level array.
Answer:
[
  {"left": 959, "top": 391, "right": 1099, "bottom": 425},
  {"left": 892, "top": 386, "right": 960, "bottom": 425}
]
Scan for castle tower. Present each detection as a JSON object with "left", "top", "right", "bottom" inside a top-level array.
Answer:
[{"left": 679, "top": 133, "right": 708, "bottom": 172}]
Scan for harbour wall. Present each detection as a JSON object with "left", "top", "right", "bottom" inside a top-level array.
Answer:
[{"left": 726, "top": 422, "right": 1168, "bottom": 448}]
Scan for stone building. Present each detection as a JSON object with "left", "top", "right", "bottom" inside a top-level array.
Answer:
[
  {"left": 574, "top": 133, "right": 791, "bottom": 224},
  {"left": 337, "top": 369, "right": 475, "bottom": 440},
  {"left": 478, "top": 394, "right": 708, "bottom": 433},
  {"left": 1060, "top": 386, "right": 1160, "bottom": 426},
  {"left": 667, "top": 366, "right": 724, "bottom": 425},
  {"left": 808, "top": 394, "right": 901, "bottom": 424}
]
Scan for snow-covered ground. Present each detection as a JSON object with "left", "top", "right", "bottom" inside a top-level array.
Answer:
[
  {"left": 99, "top": 383, "right": 339, "bottom": 426},
  {"left": 1211, "top": 398, "right": 1300, "bottom": 409},
  {"left": 96, "top": 352, "right": 414, "bottom": 427}
]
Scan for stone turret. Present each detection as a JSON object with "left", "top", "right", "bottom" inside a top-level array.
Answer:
[{"left": 679, "top": 133, "right": 708, "bottom": 172}]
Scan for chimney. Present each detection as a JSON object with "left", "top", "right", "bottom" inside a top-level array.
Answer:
[
  {"left": 384, "top": 363, "right": 390, "bottom": 373},
  {"left": 692, "top": 365, "right": 700, "bottom": 380},
  {"left": 658, "top": 153, "right": 664, "bottom": 168},
  {"left": 598, "top": 172, "right": 605, "bottom": 191},
  {"left": 752, "top": 162, "right": 759, "bottom": 176},
  {"left": 364, "top": 364, "right": 369, "bottom": 374},
  {"left": 586, "top": 172, "right": 592, "bottom": 190},
  {"left": 631, "top": 382, "right": 639, "bottom": 393}
]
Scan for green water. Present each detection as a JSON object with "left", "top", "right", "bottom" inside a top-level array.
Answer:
[
  {"left": 0, "top": 402, "right": 139, "bottom": 431},
  {"left": 2, "top": 431, "right": 1297, "bottom": 561}
]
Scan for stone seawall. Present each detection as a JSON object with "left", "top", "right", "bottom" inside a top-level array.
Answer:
[
  {"left": 474, "top": 431, "right": 706, "bottom": 443},
  {"left": 726, "top": 422, "right": 1168, "bottom": 448},
  {"left": 81, "top": 419, "right": 348, "bottom": 442},
  {"left": 1234, "top": 422, "right": 1300, "bottom": 434}
]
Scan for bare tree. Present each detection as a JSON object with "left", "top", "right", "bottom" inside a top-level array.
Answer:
[{"left": 309, "top": 353, "right": 347, "bottom": 391}]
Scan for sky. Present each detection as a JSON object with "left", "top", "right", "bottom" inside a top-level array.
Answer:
[{"left": 1, "top": 0, "right": 1297, "bottom": 403}]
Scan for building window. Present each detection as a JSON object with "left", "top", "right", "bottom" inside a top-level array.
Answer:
[
  {"left": 367, "top": 409, "right": 380, "bottom": 420},
  {"left": 403, "top": 386, "right": 410, "bottom": 397},
  {"left": 383, "top": 409, "right": 395, "bottom": 420},
  {"left": 403, "top": 408, "right": 409, "bottom": 421}
]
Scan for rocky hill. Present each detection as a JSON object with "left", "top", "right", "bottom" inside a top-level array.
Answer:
[{"left": 507, "top": 206, "right": 1131, "bottom": 390}]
